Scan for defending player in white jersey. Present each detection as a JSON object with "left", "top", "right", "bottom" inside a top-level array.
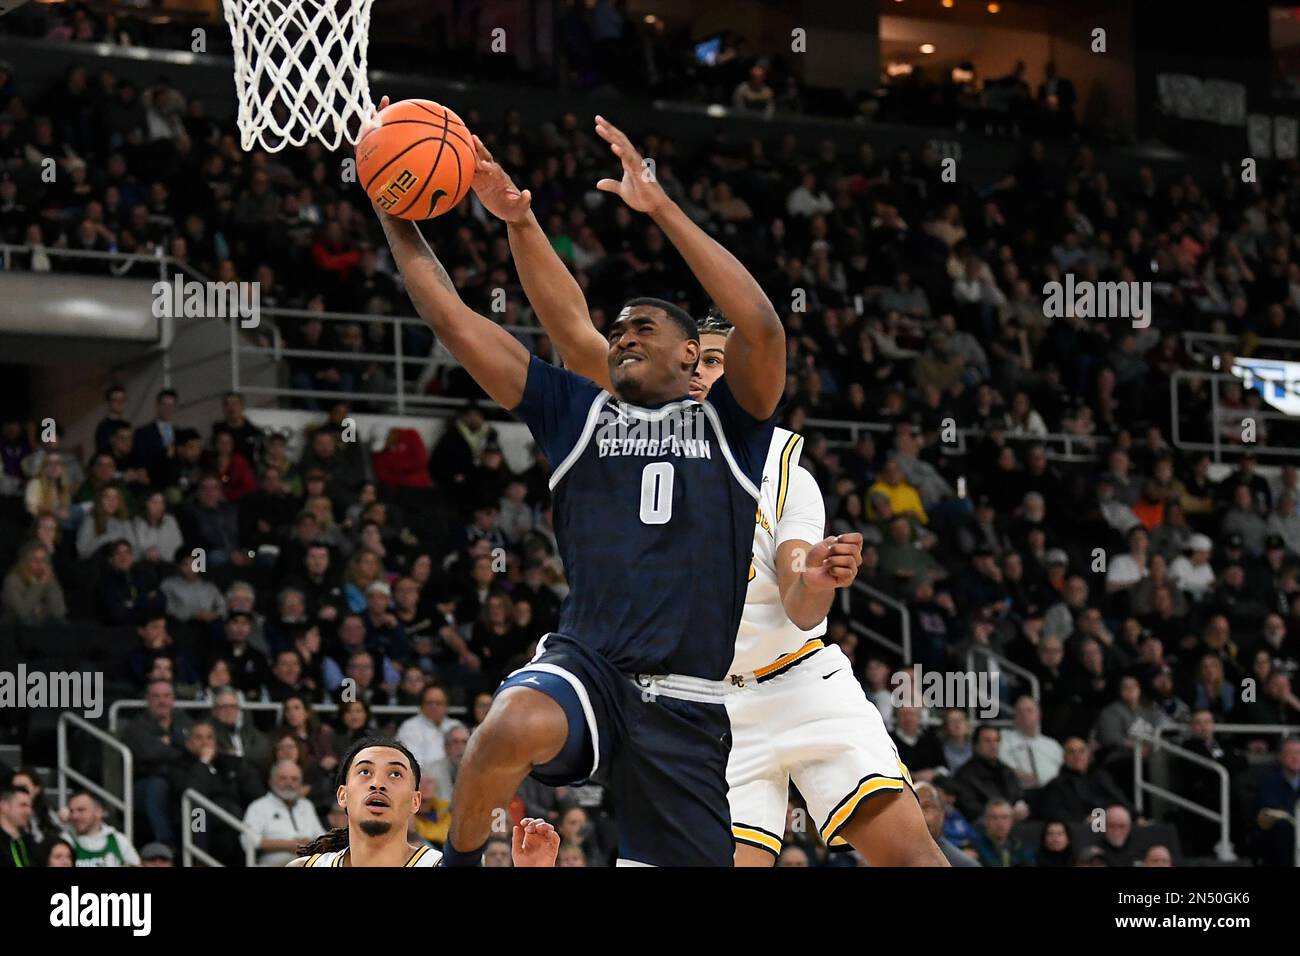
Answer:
[
  {"left": 288, "top": 737, "right": 558, "bottom": 867},
  {"left": 468, "top": 140, "right": 943, "bottom": 866},
  {"left": 692, "top": 316, "right": 943, "bottom": 866}
]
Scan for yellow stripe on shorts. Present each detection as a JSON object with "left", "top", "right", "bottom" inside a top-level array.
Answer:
[{"left": 733, "top": 824, "right": 782, "bottom": 856}]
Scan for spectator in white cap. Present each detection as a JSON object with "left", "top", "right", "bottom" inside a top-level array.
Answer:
[{"left": 1170, "top": 534, "right": 1215, "bottom": 601}]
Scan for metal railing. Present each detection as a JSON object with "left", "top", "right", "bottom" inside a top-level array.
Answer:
[
  {"left": 964, "top": 644, "right": 1040, "bottom": 720},
  {"left": 842, "top": 578, "right": 911, "bottom": 663},
  {"left": 107, "top": 697, "right": 466, "bottom": 734},
  {"left": 57, "top": 712, "right": 134, "bottom": 844},
  {"left": 1134, "top": 731, "right": 1235, "bottom": 862},
  {"left": 181, "top": 788, "right": 258, "bottom": 868},
  {"left": 805, "top": 417, "right": 1108, "bottom": 464},
  {"left": 1156, "top": 722, "right": 1297, "bottom": 740},
  {"left": 1182, "top": 331, "right": 1300, "bottom": 365},
  {"left": 1170, "top": 369, "right": 1300, "bottom": 462}
]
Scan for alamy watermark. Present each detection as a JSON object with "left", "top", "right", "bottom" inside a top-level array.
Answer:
[
  {"left": 1042, "top": 274, "right": 1151, "bottom": 328},
  {"left": 890, "top": 665, "right": 1000, "bottom": 719},
  {"left": 151, "top": 275, "right": 260, "bottom": 328},
  {"left": 0, "top": 664, "right": 103, "bottom": 719}
]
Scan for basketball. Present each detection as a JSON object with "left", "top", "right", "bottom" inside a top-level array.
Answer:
[{"left": 356, "top": 99, "right": 475, "bottom": 220}]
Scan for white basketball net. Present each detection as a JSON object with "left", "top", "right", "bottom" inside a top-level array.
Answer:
[{"left": 222, "top": 0, "right": 376, "bottom": 153}]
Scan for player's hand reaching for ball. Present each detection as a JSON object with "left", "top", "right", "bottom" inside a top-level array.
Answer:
[
  {"left": 594, "top": 115, "right": 670, "bottom": 215},
  {"left": 470, "top": 135, "right": 533, "bottom": 223},
  {"left": 511, "top": 817, "right": 560, "bottom": 867},
  {"left": 802, "top": 533, "right": 864, "bottom": 591}
]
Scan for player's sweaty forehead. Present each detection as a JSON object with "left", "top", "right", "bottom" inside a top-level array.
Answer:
[{"left": 608, "top": 304, "right": 664, "bottom": 340}]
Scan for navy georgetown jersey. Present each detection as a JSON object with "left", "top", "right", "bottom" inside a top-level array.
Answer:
[{"left": 513, "top": 355, "right": 775, "bottom": 681}]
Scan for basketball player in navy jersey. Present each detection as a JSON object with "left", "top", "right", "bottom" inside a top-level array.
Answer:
[
  {"left": 369, "top": 109, "right": 784, "bottom": 866},
  {"left": 470, "top": 134, "right": 946, "bottom": 867},
  {"left": 289, "top": 738, "right": 559, "bottom": 867}
]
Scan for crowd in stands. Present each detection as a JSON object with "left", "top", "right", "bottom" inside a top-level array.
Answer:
[{"left": 1, "top": 8, "right": 1300, "bottom": 868}]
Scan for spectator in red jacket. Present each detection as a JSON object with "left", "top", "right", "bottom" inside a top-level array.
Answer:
[
  {"left": 373, "top": 427, "right": 433, "bottom": 488},
  {"left": 311, "top": 221, "right": 360, "bottom": 288},
  {"left": 208, "top": 425, "right": 257, "bottom": 503}
]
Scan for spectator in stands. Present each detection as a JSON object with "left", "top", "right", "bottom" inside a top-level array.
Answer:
[
  {"left": 215, "top": 391, "right": 262, "bottom": 465},
  {"left": 171, "top": 718, "right": 263, "bottom": 865},
  {"left": 1176, "top": 710, "right": 1245, "bottom": 856},
  {"left": 277, "top": 695, "right": 337, "bottom": 779},
  {"left": 210, "top": 687, "right": 272, "bottom": 775},
  {"left": 94, "top": 384, "right": 130, "bottom": 452},
  {"left": 77, "top": 485, "right": 134, "bottom": 560},
  {"left": 159, "top": 428, "right": 205, "bottom": 507},
  {"left": 267, "top": 648, "right": 310, "bottom": 704},
  {"left": 119, "top": 678, "right": 193, "bottom": 848},
  {"left": 160, "top": 545, "right": 225, "bottom": 623},
  {"left": 300, "top": 424, "right": 366, "bottom": 499},
  {"left": 2, "top": 541, "right": 67, "bottom": 624},
  {"left": 1221, "top": 484, "right": 1268, "bottom": 558},
  {"left": 1267, "top": 492, "right": 1300, "bottom": 556},
  {"left": 332, "top": 699, "right": 375, "bottom": 760},
  {"left": 217, "top": 610, "right": 272, "bottom": 696},
  {"left": 0, "top": 784, "right": 33, "bottom": 868},
  {"left": 938, "top": 707, "right": 974, "bottom": 772},
  {"left": 397, "top": 683, "right": 465, "bottom": 771},
  {"left": 1253, "top": 736, "right": 1300, "bottom": 866},
  {"left": 1034, "top": 820, "right": 1076, "bottom": 866},
  {"left": 733, "top": 64, "right": 776, "bottom": 119},
  {"left": 1038, "top": 737, "right": 1130, "bottom": 823},
  {"left": 970, "top": 798, "right": 1034, "bottom": 867},
  {"left": 24, "top": 451, "right": 74, "bottom": 522},
  {"left": 179, "top": 475, "right": 247, "bottom": 568},
  {"left": 242, "top": 759, "right": 325, "bottom": 866},
  {"left": 1098, "top": 804, "right": 1140, "bottom": 867},
  {"left": 889, "top": 705, "right": 944, "bottom": 781},
  {"left": 998, "top": 694, "right": 1064, "bottom": 790},
  {"left": 95, "top": 539, "right": 165, "bottom": 627},
  {"left": 467, "top": 593, "right": 530, "bottom": 691},
  {"left": 916, "top": 781, "right": 979, "bottom": 867},
  {"left": 953, "top": 726, "right": 1029, "bottom": 823},
  {"left": 1094, "top": 674, "right": 1167, "bottom": 794},
  {"left": 132, "top": 388, "right": 178, "bottom": 486},
  {"left": 209, "top": 424, "right": 257, "bottom": 503},
  {"left": 64, "top": 789, "right": 140, "bottom": 866},
  {"left": 132, "top": 490, "right": 183, "bottom": 566}
]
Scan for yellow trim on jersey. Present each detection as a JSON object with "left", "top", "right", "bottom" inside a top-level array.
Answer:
[
  {"left": 819, "top": 775, "right": 908, "bottom": 844},
  {"left": 775, "top": 433, "right": 801, "bottom": 520},
  {"left": 752, "top": 639, "right": 824, "bottom": 682},
  {"left": 732, "top": 824, "right": 782, "bottom": 855},
  {"left": 896, "top": 758, "right": 915, "bottom": 789},
  {"left": 405, "top": 845, "right": 432, "bottom": 867},
  {"left": 305, "top": 852, "right": 322, "bottom": 868},
  {"left": 748, "top": 561, "right": 756, "bottom": 581},
  {"left": 333, "top": 848, "right": 348, "bottom": 867}
]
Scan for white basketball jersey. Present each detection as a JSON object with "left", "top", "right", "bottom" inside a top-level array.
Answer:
[
  {"left": 301, "top": 844, "right": 442, "bottom": 867},
  {"left": 730, "top": 428, "right": 829, "bottom": 674}
]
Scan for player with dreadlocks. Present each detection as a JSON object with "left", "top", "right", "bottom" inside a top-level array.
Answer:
[{"left": 289, "top": 737, "right": 558, "bottom": 867}]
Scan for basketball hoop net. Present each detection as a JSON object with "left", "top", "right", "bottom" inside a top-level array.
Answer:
[{"left": 222, "top": 0, "right": 376, "bottom": 153}]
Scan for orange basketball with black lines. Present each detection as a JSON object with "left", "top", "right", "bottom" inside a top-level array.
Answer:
[{"left": 357, "top": 99, "right": 474, "bottom": 220}]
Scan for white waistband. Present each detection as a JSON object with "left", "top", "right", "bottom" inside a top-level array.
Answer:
[{"left": 628, "top": 672, "right": 736, "bottom": 704}]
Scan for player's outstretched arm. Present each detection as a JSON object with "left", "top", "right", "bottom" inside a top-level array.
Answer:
[
  {"left": 374, "top": 210, "right": 530, "bottom": 410},
  {"left": 593, "top": 115, "right": 785, "bottom": 419},
  {"left": 360, "top": 98, "right": 530, "bottom": 410},
  {"left": 470, "top": 136, "right": 612, "bottom": 392}
]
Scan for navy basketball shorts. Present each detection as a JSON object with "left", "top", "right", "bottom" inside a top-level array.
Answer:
[{"left": 496, "top": 634, "right": 734, "bottom": 867}]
